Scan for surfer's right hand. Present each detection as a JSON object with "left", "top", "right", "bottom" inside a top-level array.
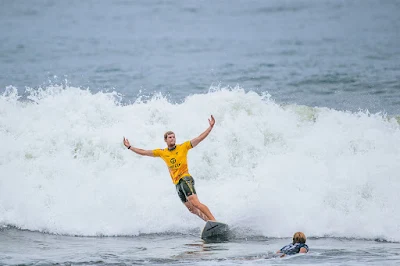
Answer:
[{"left": 123, "top": 137, "right": 131, "bottom": 148}]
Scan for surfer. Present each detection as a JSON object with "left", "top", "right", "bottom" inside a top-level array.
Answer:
[
  {"left": 123, "top": 115, "right": 216, "bottom": 222},
  {"left": 276, "top": 232, "right": 309, "bottom": 257}
]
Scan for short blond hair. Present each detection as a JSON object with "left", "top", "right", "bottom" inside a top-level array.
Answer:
[
  {"left": 293, "top": 232, "right": 306, "bottom": 244},
  {"left": 164, "top": 131, "right": 175, "bottom": 140}
]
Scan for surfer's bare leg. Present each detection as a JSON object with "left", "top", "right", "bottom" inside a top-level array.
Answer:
[
  {"left": 187, "top": 194, "right": 216, "bottom": 221},
  {"left": 184, "top": 201, "right": 208, "bottom": 221}
]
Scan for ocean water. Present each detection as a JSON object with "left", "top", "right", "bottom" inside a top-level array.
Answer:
[{"left": 1, "top": 0, "right": 400, "bottom": 265}]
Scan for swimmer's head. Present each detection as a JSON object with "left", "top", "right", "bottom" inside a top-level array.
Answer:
[{"left": 293, "top": 232, "right": 306, "bottom": 244}]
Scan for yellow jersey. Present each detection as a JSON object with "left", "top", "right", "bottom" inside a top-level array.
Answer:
[{"left": 153, "top": 141, "right": 193, "bottom": 184}]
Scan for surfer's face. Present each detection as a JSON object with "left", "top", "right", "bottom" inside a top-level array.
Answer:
[{"left": 165, "top": 133, "right": 176, "bottom": 147}]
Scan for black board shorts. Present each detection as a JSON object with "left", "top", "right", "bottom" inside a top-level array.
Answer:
[{"left": 176, "top": 176, "right": 197, "bottom": 203}]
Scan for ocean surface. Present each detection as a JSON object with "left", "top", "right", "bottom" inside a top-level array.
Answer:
[{"left": 1, "top": 0, "right": 400, "bottom": 265}]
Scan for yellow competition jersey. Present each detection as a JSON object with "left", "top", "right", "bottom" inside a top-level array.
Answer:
[{"left": 153, "top": 141, "right": 193, "bottom": 184}]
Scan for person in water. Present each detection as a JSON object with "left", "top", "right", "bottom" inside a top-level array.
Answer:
[
  {"left": 277, "top": 232, "right": 309, "bottom": 257},
  {"left": 123, "top": 115, "right": 216, "bottom": 222}
]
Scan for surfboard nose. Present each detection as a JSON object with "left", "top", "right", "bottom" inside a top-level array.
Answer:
[{"left": 201, "top": 221, "right": 229, "bottom": 241}]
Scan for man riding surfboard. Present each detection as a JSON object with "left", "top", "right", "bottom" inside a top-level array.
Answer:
[{"left": 123, "top": 115, "right": 217, "bottom": 222}]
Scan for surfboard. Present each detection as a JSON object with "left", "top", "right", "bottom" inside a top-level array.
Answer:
[{"left": 200, "top": 221, "right": 229, "bottom": 241}]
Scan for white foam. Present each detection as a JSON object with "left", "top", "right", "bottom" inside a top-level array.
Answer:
[{"left": 1, "top": 85, "right": 399, "bottom": 241}]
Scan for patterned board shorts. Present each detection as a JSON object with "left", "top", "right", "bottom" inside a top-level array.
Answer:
[{"left": 175, "top": 176, "right": 197, "bottom": 203}]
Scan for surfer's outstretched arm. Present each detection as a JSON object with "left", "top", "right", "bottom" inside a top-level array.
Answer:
[
  {"left": 191, "top": 115, "right": 215, "bottom": 148},
  {"left": 123, "top": 137, "right": 154, "bottom": 156}
]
